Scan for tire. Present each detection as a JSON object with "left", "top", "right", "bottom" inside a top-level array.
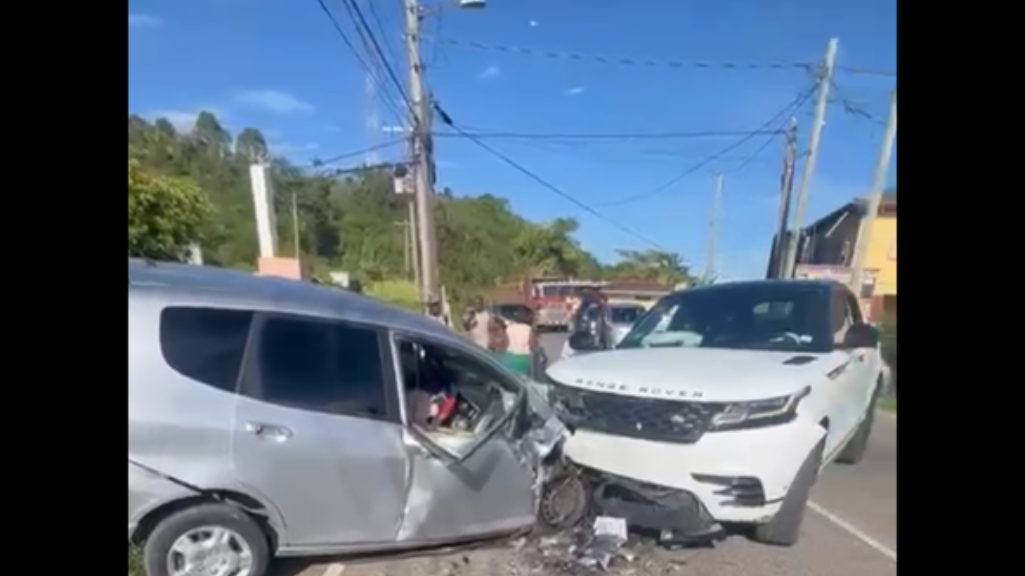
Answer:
[
  {"left": 143, "top": 502, "right": 270, "bottom": 576},
  {"left": 536, "top": 471, "right": 591, "bottom": 534},
  {"left": 836, "top": 385, "right": 880, "bottom": 466},
  {"left": 752, "top": 441, "right": 823, "bottom": 547}
]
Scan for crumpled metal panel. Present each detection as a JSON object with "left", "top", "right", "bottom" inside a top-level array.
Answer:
[{"left": 396, "top": 430, "right": 537, "bottom": 541}]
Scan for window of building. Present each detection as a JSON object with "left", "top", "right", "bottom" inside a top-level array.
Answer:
[{"left": 160, "top": 307, "right": 254, "bottom": 393}]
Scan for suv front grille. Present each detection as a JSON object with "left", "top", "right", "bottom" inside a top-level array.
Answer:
[{"left": 550, "top": 382, "right": 726, "bottom": 444}]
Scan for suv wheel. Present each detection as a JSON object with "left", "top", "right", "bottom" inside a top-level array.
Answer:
[
  {"left": 752, "top": 441, "right": 823, "bottom": 547},
  {"left": 143, "top": 502, "right": 270, "bottom": 576}
]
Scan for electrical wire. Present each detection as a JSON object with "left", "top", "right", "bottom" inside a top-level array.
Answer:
[
  {"left": 313, "top": 0, "right": 410, "bottom": 122},
  {"left": 434, "top": 38, "right": 813, "bottom": 73},
  {"left": 432, "top": 103, "right": 670, "bottom": 251},
  {"left": 595, "top": 86, "right": 817, "bottom": 207},
  {"left": 340, "top": 0, "right": 413, "bottom": 115},
  {"left": 431, "top": 129, "right": 785, "bottom": 141},
  {"left": 312, "top": 139, "right": 405, "bottom": 167}
]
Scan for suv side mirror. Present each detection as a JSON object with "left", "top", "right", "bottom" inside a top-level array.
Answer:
[{"left": 843, "top": 323, "right": 880, "bottom": 349}]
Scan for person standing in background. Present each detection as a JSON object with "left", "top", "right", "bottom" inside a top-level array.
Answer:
[
  {"left": 463, "top": 296, "right": 492, "bottom": 347},
  {"left": 487, "top": 317, "right": 532, "bottom": 376},
  {"left": 426, "top": 296, "right": 451, "bottom": 327}
]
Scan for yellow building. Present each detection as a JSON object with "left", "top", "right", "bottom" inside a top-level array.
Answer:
[{"left": 792, "top": 192, "right": 896, "bottom": 322}]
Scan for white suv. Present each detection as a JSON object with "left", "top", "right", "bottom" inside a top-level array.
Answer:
[{"left": 544, "top": 279, "right": 883, "bottom": 546}]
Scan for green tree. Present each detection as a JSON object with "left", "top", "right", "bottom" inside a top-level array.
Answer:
[
  {"left": 128, "top": 159, "right": 210, "bottom": 260},
  {"left": 608, "top": 249, "right": 696, "bottom": 286}
]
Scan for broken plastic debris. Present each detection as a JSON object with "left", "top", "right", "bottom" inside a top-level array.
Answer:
[{"left": 571, "top": 516, "right": 629, "bottom": 571}]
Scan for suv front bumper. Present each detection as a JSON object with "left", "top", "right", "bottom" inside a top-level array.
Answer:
[{"left": 563, "top": 418, "right": 825, "bottom": 524}]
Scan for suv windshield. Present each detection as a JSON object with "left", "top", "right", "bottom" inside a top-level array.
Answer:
[{"left": 617, "top": 283, "right": 830, "bottom": 353}]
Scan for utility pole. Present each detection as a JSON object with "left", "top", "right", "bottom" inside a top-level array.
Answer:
[
  {"left": 781, "top": 38, "right": 838, "bottom": 278},
  {"left": 849, "top": 90, "right": 897, "bottom": 296},
  {"left": 704, "top": 172, "right": 722, "bottom": 283},
  {"left": 771, "top": 118, "right": 798, "bottom": 278},
  {"left": 403, "top": 0, "right": 440, "bottom": 305}
]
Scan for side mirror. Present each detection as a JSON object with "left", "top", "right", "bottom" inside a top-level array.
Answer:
[{"left": 843, "top": 323, "right": 880, "bottom": 349}]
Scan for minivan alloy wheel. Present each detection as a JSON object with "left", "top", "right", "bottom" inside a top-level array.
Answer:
[{"left": 167, "top": 526, "right": 255, "bottom": 576}]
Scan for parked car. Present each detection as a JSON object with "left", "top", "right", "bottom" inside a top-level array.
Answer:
[
  {"left": 128, "top": 259, "right": 567, "bottom": 576},
  {"left": 605, "top": 301, "right": 647, "bottom": 344},
  {"left": 545, "top": 279, "right": 885, "bottom": 546}
]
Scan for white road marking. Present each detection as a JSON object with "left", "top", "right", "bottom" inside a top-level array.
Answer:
[
  {"left": 809, "top": 500, "right": 897, "bottom": 562},
  {"left": 322, "top": 563, "right": 346, "bottom": 576}
]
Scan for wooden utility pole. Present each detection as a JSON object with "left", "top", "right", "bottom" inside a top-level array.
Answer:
[
  {"left": 704, "top": 172, "right": 723, "bottom": 282},
  {"left": 403, "top": 0, "right": 440, "bottom": 304},
  {"left": 770, "top": 118, "right": 798, "bottom": 278},
  {"left": 781, "top": 38, "right": 838, "bottom": 278},
  {"left": 849, "top": 90, "right": 897, "bottom": 294}
]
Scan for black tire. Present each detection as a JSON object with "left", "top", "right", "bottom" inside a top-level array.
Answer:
[
  {"left": 836, "top": 386, "right": 880, "bottom": 465},
  {"left": 143, "top": 502, "right": 270, "bottom": 576},
  {"left": 536, "top": 472, "right": 591, "bottom": 534},
  {"left": 752, "top": 441, "right": 823, "bottom": 547}
]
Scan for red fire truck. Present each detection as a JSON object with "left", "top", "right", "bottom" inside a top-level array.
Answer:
[{"left": 524, "top": 277, "right": 606, "bottom": 331}]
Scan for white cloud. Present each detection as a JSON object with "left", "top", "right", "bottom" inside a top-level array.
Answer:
[
  {"left": 234, "top": 90, "right": 314, "bottom": 114},
  {"left": 565, "top": 86, "right": 586, "bottom": 96},
  {"left": 128, "top": 14, "right": 161, "bottom": 28},
  {"left": 477, "top": 64, "right": 501, "bottom": 80}
]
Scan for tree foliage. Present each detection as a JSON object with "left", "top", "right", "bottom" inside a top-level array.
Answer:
[
  {"left": 128, "top": 159, "right": 210, "bottom": 261},
  {"left": 127, "top": 111, "right": 693, "bottom": 298}
]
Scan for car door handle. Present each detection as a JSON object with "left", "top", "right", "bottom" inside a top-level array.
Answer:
[{"left": 245, "top": 422, "right": 293, "bottom": 442}]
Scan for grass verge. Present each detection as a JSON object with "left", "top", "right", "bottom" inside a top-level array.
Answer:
[
  {"left": 129, "top": 547, "right": 143, "bottom": 576},
  {"left": 877, "top": 396, "right": 896, "bottom": 413}
]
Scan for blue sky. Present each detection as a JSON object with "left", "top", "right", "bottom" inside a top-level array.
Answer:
[{"left": 128, "top": 0, "right": 896, "bottom": 279}]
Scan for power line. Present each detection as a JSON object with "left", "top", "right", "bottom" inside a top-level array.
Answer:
[
  {"left": 312, "top": 139, "right": 404, "bottom": 167},
  {"left": 432, "top": 102, "right": 670, "bottom": 251},
  {"left": 596, "top": 86, "right": 818, "bottom": 207},
  {"left": 432, "top": 129, "right": 785, "bottom": 141},
  {"left": 340, "top": 0, "right": 413, "bottom": 116},
  {"left": 435, "top": 38, "right": 813, "bottom": 72},
  {"left": 313, "top": 0, "right": 410, "bottom": 121},
  {"left": 835, "top": 65, "right": 897, "bottom": 78}
]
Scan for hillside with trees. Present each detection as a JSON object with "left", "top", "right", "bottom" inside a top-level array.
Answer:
[{"left": 127, "top": 111, "right": 695, "bottom": 300}]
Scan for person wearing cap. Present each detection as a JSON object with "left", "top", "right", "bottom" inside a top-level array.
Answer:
[{"left": 425, "top": 297, "right": 451, "bottom": 327}]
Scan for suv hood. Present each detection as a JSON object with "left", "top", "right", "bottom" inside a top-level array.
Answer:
[{"left": 547, "top": 347, "right": 826, "bottom": 402}]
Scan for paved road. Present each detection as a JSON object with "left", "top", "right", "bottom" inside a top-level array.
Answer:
[{"left": 282, "top": 332, "right": 897, "bottom": 576}]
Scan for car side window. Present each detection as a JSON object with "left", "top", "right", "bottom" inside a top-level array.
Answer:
[
  {"left": 397, "top": 337, "right": 518, "bottom": 435},
  {"left": 250, "top": 315, "right": 388, "bottom": 419},
  {"left": 830, "top": 287, "right": 856, "bottom": 345},
  {"left": 844, "top": 289, "right": 865, "bottom": 325},
  {"left": 160, "top": 307, "right": 254, "bottom": 393}
]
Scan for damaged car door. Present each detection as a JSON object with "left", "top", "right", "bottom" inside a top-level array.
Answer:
[
  {"left": 232, "top": 313, "right": 409, "bottom": 549},
  {"left": 391, "top": 333, "right": 540, "bottom": 542}
]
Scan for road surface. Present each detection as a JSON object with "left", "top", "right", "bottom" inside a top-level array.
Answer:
[{"left": 281, "top": 332, "right": 897, "bottom": 576}]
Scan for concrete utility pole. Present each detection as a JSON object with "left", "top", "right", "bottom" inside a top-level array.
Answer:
[
  {"left": 782, "top": 38, "right": 839, "bottom": 278},
  {"left": 770, "top": 118, "right": 799, "bottom": 278},
  {"left": 403, "top": 0, "right": 440, "bottom": 304},
  {"left": 849, "top": 90, "right": 897, "bottom": 294},
  {"left": 704, "top": 172, "right": 723, "bottom": 282}
]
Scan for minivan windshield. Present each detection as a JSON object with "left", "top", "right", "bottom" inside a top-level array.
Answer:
[{"left": 617, "top": 283, "right": 830, "bottom": 353}]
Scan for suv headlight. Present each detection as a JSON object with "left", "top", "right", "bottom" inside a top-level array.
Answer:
[{"left": 710, "top": 386, "right": 810, "bottom": 431}]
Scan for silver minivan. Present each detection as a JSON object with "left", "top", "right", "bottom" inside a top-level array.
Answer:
[{"left": 128, "top": 260, "right": 567, "bottom": 576}]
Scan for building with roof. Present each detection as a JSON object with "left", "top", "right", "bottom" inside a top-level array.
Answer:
[{"left": 768, "top": 191, "right": 896, "bottom": 322}]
